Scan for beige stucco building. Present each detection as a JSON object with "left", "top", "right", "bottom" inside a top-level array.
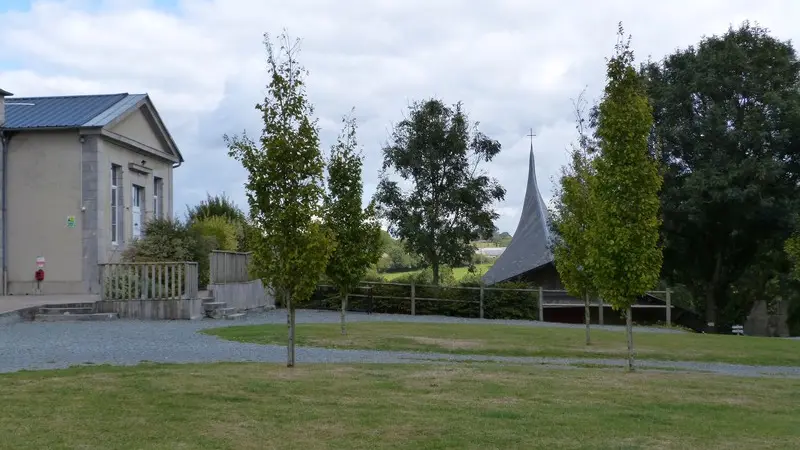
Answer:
[{"left": 0, "top": 89, "right": 184, "bottom": 295}]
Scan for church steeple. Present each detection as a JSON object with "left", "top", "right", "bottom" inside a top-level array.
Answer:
[{"left": 482, "top": 131, "right": 553, "bottom": 285}]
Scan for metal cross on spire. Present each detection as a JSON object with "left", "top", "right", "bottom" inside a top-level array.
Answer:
[{"left": 527, "top": 128, "right": 536, "bottom": 151}]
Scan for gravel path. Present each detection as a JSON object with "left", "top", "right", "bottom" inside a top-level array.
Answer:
[{"left": 1, "top": 309, "right": 798, "bottom": 378}]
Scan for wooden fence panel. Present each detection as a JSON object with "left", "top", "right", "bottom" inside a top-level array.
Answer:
[
  {"left": 99, "top": 262, "right": 199, "bottom": 300},
  {"left": 209, "top": 251, "right": 252, "bottom": 284}
]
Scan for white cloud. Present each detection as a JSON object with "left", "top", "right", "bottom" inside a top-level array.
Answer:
[{"left": 1, "top": 0, "right": 797, "bottom": 233}]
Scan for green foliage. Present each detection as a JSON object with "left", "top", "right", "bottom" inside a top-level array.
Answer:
[
  {"left": 376, "top": 233, "right": 423, "bottom": 273},
  {"left": 121, "top": 218, "right": 214, "bottom": 287},
  {"left": 186, "top": 192, "right": 246, "bottom": 223},
  {"left": 552, "top": 90, "right": 597, "bottom": 301},
  {"left": 186, "top": 193, "right": 250, "bottom": 252},
  {"left": 374, "top": 99, "right": 506, "bottom": 284},
  {"left": 324, "top": 112, "right": 383, "bottom": 296},
  {"left": 191, "top": 216, "right": 240, "bottom": 252},
  {"left": 642, "top": 22, "right": 800, "bottom": 328},
  {"left": 587, "top": 26, "right": 663, "bottom": 311},
  {"left": 225, "top": 32, "right": 334, "bottom": 308}
]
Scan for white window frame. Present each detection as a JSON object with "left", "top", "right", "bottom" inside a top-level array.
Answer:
[
  {"left": 131, "top": 184, "right": 144, "bottom": 239},
  {"left": 153, "top": 177, "right": 162, "bottom": 219},
  {"left": 110, "top": 164, "right": 120, "bottom": 245}
]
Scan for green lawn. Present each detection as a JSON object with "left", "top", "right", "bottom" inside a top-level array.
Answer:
[
  {"left": 2, "top": 362, "right": 799, "bottom": 449},
  {"left": 205, "top": 322, "right": 800, "bottom": 367},
  {"left": 381, "top": 263, "right": 493, "bottom": 281}
]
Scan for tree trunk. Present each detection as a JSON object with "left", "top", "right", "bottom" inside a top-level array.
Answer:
[
  {"left": 625, "top": 306, "right": 635, "bottom": 372},
  {"left": 705, "top": 250, "right": 724, "bottom": 333},
  {"left": 432, "top": 262, "right": 440, "bottom": 285},
  {"left": 340, "top": 290, "right": 348, "bottom": 336},
  {"left": 287, "top": 291, "right": 296, "bottom": 368},
  {"left": 584, "top": 293, "right": 591, "bottom": 346}
]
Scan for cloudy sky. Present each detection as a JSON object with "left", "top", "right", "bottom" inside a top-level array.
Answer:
[{"left": 0, "top": 0, "right": 796, "bottom": 233}]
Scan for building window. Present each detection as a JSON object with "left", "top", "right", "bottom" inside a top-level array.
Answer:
[
  {"left": 132, "top": 184, "right": 144, "bottom": 239},
  {"left": 111, "top": 164, "right": 120, "bottom": 244},
  {"left": 153, "top": 177, "right": 162, "bottom": 219}
]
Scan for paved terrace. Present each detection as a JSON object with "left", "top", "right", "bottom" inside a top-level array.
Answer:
[{"left": 1, "top": 309, "right": 799, "bottom": 378}]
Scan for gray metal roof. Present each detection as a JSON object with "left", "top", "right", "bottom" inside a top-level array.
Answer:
[
  {"left": 482, "top": 147, "right": 553, "bottom": 285},
  {"left": 2, "top": 93, "right": 146, "bottom": 129},
  {"left": 0, "top": 89, "right": 12, "bottom": 96}
]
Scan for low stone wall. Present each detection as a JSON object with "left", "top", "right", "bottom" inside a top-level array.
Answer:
[
  {"left": 96, "top": 298, "right": 205, "bottom": 320},
  {"left": 209, "top": 280, "right": 274, "bottom": 312}
]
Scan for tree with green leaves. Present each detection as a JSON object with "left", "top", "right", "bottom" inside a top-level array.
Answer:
[
  {"left": 552, "top": 90, "right": 597, "bottom": 345},
  {"left": 324, "top": 112, "right": 383, "bottom": 335},
  {"left": 588, "top": 25, "right": 663, "bottom": 371},
  {"left": 642, "top": 22, "right": 800, "bottom": 332},
  {"left": 186, "top": 193, "right": 250, "bottom": 252},
  {"left": 225, "top": 32, "right": 335, "bottom": 367},
  {"left": 374, "top": 99, "right": 506, "bottom": 285}
]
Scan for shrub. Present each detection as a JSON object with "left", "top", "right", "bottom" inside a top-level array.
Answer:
[
  {"left": 122, "top": 218, "right": 215, "bottom": 287},
  {"left": 191, "top": 216, "right": 240, "bottom": 252}
]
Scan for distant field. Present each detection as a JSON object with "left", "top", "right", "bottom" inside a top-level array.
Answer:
[{"left": 381, "top": 263, "right": 494, "bottom": 281}]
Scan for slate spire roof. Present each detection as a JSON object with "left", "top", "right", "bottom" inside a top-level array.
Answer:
[{"left": 481, "top": 143, "right": 554, "bottom": 285}]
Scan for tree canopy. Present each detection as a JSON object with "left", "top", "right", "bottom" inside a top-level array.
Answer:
[
  {"left": 225, "top": 32, "right": 334, "bottom": 367},
  {"left": 642, "top": 22, "right": 800, "bottom": 330},
  {"left": 324, "top": 112, "right": 383, "bottom": 334},
  {"left": 588, "top": 26, "right": 662, "bottom": 369},
  {"left": 374, "top": 99, "right": 506, "bottom": 284}
]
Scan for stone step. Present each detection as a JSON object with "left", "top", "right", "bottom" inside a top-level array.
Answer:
[
  {"left": 224, "top": 313, "right": 246, "bottom": 320},
  {"left": 36, "top": 312, "right": 118, "bottom": 322},
  {"left": 39, "top": 306, "right": 95, "bottom": 315},
  {"left": 203, "top": 301, "right": 227, "bottom": 310}
]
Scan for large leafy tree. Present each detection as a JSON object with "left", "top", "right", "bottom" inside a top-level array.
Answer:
[
  {"left": 588, "top": 26, "right": 663, "bottom": 371},
  {"left": 642, "top": 22, "right": 800, "bottom": 331},
  {"left": 186, "top": 193, "right": 250, "bottom": 252},
  {"left": 225, "top": 32, "right": 335, "bottom": 367},
  {"left": 324, "top": 112, "right": 383, "bottom": 335},
  {"left": 552, "top": 91, "right": 597, "bottom": 345},
  {"left": 374, "top": 99, "right": 505, "bottom": 284}
]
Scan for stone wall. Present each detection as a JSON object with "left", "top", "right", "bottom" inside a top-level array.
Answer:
[{"left": 208, "top": 279, "right": 274, "bottom": 312}]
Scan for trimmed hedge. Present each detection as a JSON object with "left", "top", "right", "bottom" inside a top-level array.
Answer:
[{"left": 300, "top": 280, "right": 539, "bottom": 320}]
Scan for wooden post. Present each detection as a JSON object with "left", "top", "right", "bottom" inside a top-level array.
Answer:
[
  {"left": 410, "top": 282, "right": 416, "bottom": 316},
  {"left": 598, "top": 297, "right": 604, "bottom": 325},
  {"left": 538, "top": 286, "right": 544, "bottom": 322},
  {"left": 479, "top": 283, "right": 485, "bottom": 319},
  {"left": 666, "top": 289, "right": 672, "bottom": 328}
]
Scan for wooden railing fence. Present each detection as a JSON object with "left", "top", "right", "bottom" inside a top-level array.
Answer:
[
  {"left": 100, "top": 262, "right": 199, "bottom": 300},
  {"left": 313, "top": 281, "right": 674, "bottom": 325},
  {"left": 209, "top": 250, "right": 252, "bottom": 284}
]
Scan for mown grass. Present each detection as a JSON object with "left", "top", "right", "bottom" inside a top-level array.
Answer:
[
  {"left": 381, "top": 263, "right": 494, "bottom": 281},
  {"left": 2, "top": 362, "right": 799, "bottom": 449},
  {"left": 205, "top": 322, "right": 800, "bottom": 367}
]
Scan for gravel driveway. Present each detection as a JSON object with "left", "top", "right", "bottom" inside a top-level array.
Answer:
[{"left": 1, "top": 309, "right": 798, "bottom": 378}]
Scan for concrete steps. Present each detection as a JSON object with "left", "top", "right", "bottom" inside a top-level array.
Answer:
[
  {"left": 35, "top": 303, "right": 119, "bottom": 322},
  {"left": 202, "top": 298, "right": 246, "bottom": 320}
]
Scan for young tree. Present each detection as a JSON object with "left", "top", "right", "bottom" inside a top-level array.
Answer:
[
  {"left": 225, "top": 32, "right": 334, "bottom": 367},
  {"left": 588, "top": 25, "right": 663, "bottom": 371},
  {"left": 374, "top": 99, "right": 506, "bottom": 284},
  {"left": 642, "top": 22, "right": 800, "bottom": 331},
  {"left": 324, "top": 112, "right": 383, "bottom": 335},
  {"left": 552, "top": 90, "right": 597, "bottom": 345}
]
